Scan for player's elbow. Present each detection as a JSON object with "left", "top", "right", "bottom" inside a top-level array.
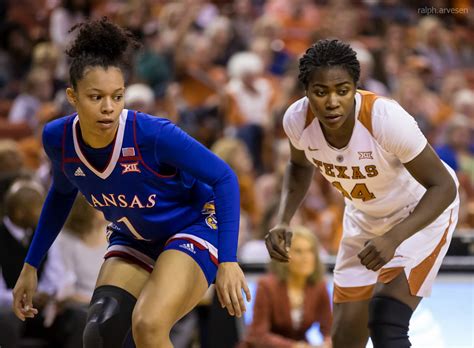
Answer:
[{"left": 442, "top": 175, "right": 457, "bottom": 206}]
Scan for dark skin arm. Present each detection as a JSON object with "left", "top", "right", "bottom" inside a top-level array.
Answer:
[
  {"left": 358, "top": 144, "right": 458, "bottom": 271},
  {"left": 265, "top": 141, "right": 314, "bottom": 262}
]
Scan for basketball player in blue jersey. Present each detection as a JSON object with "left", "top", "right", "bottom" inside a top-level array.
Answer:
[{"left": 12, "top": 18, "right": 250, "bottom": 348}]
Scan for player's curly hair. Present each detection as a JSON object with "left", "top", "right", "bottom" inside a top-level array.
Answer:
[
  {"left": 66, "top": 17, "right": 141, "bottom": 88},
  {"left": 298, "top": 39, "right": 360, "bottom": 88}
]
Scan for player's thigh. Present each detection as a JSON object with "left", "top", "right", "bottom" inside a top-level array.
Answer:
[
  {"left": 133, "top": 249, "right": 209, "bottom": 326},
  {"left": 374, "top": 270, "right": 422, "bottom": 310},
  {"left": 332, "top": 299, "right": 371, "bottom": 348},
  {"left": 333, "top": 299, "right": 370, "bottom": 333},
  {"left": 95, "top": 257, "right": 150, "bottom": 298}
]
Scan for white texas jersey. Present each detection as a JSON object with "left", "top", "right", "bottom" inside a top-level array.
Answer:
[{"left": 283, "top": 90, "right": 457, "bottom": 234}]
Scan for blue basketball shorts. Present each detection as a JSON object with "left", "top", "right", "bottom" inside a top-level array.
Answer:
[{"left": 104, "top": 205, "right": 219, "bottom": 286}]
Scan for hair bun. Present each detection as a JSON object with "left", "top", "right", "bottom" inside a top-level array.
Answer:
[{"left": 66, "top": 17, "right": 134, "bottom": 60}]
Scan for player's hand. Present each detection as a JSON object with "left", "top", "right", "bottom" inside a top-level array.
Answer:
[
  {"left": 12, "top": 263, "right": 39, "bottom": 321},
  {"left": 215, "top": 262, "right": 251, "bottom": 318},
  {"left": 265, "top": 224, "right": 292, "bottom": 262},
  {"left": 357, "top": 234, "right": 400, "bottom": 271}
]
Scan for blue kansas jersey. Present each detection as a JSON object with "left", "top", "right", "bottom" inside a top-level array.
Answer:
[{"left": 26, "top": 110, "right": 240, "bottom": 267}]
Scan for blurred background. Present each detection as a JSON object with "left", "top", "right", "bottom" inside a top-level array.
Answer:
[{"left": 0, "top": 0, "right": 472, "bottom": 347}]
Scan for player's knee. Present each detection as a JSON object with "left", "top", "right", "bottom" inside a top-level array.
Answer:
[
  {"left": 368, "top": 296, "right": 413, "bottom": 348},
  {"left": 132, "top": 303, "right": 173, "bottom": 341},
  {"left": 83, "top": 285, "right": 136, "bottom": 348}
]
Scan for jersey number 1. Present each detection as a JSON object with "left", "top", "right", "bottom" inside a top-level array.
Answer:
[
  {"left": 117, "top": 217, "right": 151, "bottom": 241},
  {"left": 331, "top": 181, "right": 376, "bottom": 202}
]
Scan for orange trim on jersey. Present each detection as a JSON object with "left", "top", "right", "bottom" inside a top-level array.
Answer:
[
  {"left": 333, "top": 284, "right": 375, "bottom": 303},
  {"left": 408, "top": 209, "right": 453, "bottom": 295},
  {"left": 357, "top": 89, "right": 379, "bottom": 136},
  {"left": 378, "top": 267, "right": 404, "bottom": 284},
  {"left": 304, "top": 105, "right": 315, "bottom": 129}
]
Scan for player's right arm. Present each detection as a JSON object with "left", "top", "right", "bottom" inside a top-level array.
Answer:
[
  {"left": 266, "top": 101, "right": 315, "bottom": 262},
  {"left": 265, "top": 141, "right": 314, "bottom": 262},
  {"left": 13, "top": 119, "right": 78, "bottom": 321}
]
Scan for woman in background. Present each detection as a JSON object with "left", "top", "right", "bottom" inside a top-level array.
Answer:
[
  {"left": 57, "top": 194, "right": 108, "bottom": 306},
  {"left": 243, "top": 226, "right": 332, "bottom": 348}
]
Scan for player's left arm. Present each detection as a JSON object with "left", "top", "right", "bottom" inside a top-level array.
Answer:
[
  {"left": 358, "top": 101, "right": 458, "bottom": 271},
  {"left": 153, "top": 119, "right": 251, "bottom": 316},
  {"left": 391, "top": 143, "right": 457, "bottom": 241},
  {"left": 359, "top": 144, "right": 457, "bottom": 270}
]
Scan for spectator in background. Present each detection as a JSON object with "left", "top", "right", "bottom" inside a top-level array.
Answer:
[
  {"left": 264, "top": 0, "right": 321, "bottom": 57},
  {"left": 252, "top": 15, "right": 291, "bottom": 77},
  {"left": 352, "top": 44, "right": 388, "bottom": 96},
  {"left": 56, "top": 194, "right": 108, "bottom": 307},
  {"left": 0, "top": 140, "right": 30, "bottom": 215},
  {"left": 212, "top": 136, "right": 257, "bottom": 242},
  {"left": 230, "top": 0, "right": 257, "bottom": 48},
  {"left": 204, "top": 16, "right": 245, "bottom": 67},
  {"left": 453, "top": 88, "right": 474, "bottom": 122},
  {"left": 0, "top": 179, "right": 85, "bottom": 348},
  {"left": 31, "top": 41, "right": 66, "bottom": 99},
  {"left": 241, "top": 226, "right": 332, "bottom": 348},
  {"left": 226, "top": 51, "right": 277, "bottom": 173},
  {"left": 392, "top": 72, "right": 441, "bottom": 140},
  {"left": 435, "top": 115, "right": 474, "bottom": 228},
  {"left": 8, "top": 68, "right": 54, "bottom": 133},
  {"left": 125, "top": 83, "right": 156, "bottom": 115},
  {"left": 378, "top": 22, "right": 412, "bottom": 93},
  {"left": 174, "top": 32, "right": 227, "bottom": 147},
  {"left": 134, "top": 24, "right": 173, "bottom": 98},
  {"left": 50, "top": 0, "right": 91, "bottom": 80},
  {"left": 432, "top": 70, "right": 469, "bottom": 132},
  {"left": 0, "top": 21, "right": 33, "bottom": 97},
  {"left": 415, "top": 16, "right": 459, "bottom": 88}
]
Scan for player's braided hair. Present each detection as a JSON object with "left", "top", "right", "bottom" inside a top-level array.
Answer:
[
  {"left": 66, "top": 17, "right": 140, "bottom": 88},
  {"left": 298, "top": 39, "right": 360, "bottom": 88}
]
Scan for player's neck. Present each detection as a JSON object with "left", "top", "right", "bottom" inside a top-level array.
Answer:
[{"left": 80, "top": 126, "right": 118, "bottom": 149}]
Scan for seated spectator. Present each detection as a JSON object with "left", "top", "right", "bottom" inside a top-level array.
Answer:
[
  {"left": 56, "top": 194, "right": 108, "bottom": 306},
  {"left": 226, "top": 51, "right": 277, "bottom": 173},
  {"left": 241, "top": 226, "right": 332, "bottom": 348},
  {"left": 0, "top": 179, "right": 85, "bottom": 348}
]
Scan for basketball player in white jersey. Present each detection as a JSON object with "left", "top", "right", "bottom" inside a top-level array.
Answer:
[{"left": 265, "top": 40, "right": 459, "bottom": 348}]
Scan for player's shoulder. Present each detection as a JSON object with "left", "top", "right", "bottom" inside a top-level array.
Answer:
[
  {"left": 133, "top": 111, "right": 172, "bottom": 128},
  {"left": 356, "top": 90, "right": 411, "bottom": 134},
  {"left": 371, "top": 94, "right": 406, "bottom": 119},
  {"left": 284, "top": 97, "right": 309, "bottom": 121},
  {"left": 42, "top": 114, "right": 76, "bottom": 148},
  {"left": 132, "top": 110, "right": 173, "bottom": 137},
  {"left": 283, "top": 97, "right": 310, "bottom": 137}
]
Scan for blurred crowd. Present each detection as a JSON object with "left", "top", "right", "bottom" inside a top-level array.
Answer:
[{"left": 0, "top": 0, "right": 473, "bottom": 346}]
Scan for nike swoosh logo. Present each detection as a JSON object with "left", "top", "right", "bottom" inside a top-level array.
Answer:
[{"left": 308, "top": 146, "right": 319, "bottom": 151}]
